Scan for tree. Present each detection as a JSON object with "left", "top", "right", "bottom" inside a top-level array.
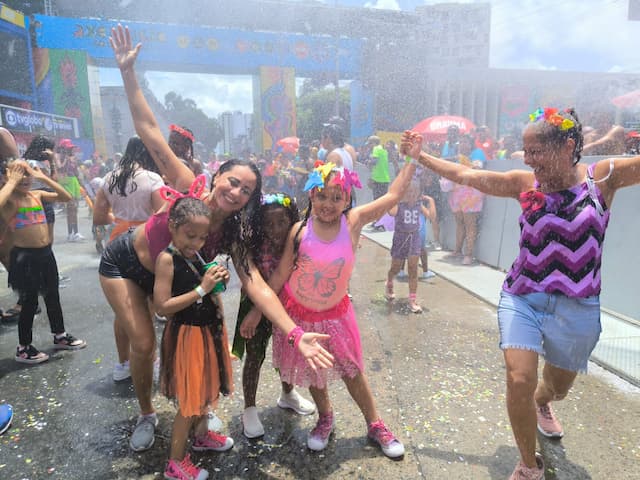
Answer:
[
  {"left": 296, "top": 79, "right": 350, "bottom": 145},
  {"left": 162, "top": 91, "right": 223, "bottom": 154}
]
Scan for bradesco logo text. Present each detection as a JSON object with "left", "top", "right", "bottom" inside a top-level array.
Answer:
[{"left": 3, "top": 109, "right": 54, "bottom": 132}]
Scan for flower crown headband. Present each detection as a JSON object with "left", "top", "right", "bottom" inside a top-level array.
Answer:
[
  {"left": 303, "top": 161, "right": 362, "bottom": 193},
  {"left": 159, "top": 174, "right": 207, "bottom": 206},
  {"left": 169, "top": 124, "right": 195, "bottom": 143},
  {"left": 262, "top": 192, "right": 293, "bottom": 208},
  {"left": 529, "top": 107, "right": 575, "bottom": 131}
]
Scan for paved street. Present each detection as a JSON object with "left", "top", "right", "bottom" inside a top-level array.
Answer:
[{"left": 0, "top": 206, "right": 638, "bottom": 479}]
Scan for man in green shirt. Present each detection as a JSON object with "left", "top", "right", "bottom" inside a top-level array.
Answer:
[{"left": 368, "top": 135, "right": 390, "bottom": 200}]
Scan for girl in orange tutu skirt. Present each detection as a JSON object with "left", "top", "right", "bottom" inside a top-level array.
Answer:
[{"left": 154, "top": 196, "right": 233, "bottom": 480}]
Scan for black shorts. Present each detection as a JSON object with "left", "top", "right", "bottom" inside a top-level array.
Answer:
[{"left": 99, "top": 230, "right": 155, "bottom": 295}]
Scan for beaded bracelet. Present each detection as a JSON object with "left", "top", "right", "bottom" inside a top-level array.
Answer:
[{"left": 287, "top": 326, "right": 304, "bottom": 349}]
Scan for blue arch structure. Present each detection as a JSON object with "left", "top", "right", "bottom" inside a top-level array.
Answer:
[
  {"left": 34, "top": 15, "right": 362, "bottom": 77},
  {"left": 34, "top": 14, "right": 373, "bottom": 152}
]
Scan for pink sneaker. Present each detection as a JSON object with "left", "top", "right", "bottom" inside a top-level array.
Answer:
[
  {"left": 536, "top": 403, "right": 564, "bottom": 438},
  {"left": 307, "top": 412, "right": 335, "bottom": 451},
  {"left": 509, "top": 453, "right": 544, "bottom": 480},
  {"left": 192, "top": 430, "right": 234, "bottom": 452},
  {"left": 164, "top": 454, "right": 208, "bottom": 480},
  {"left": 367, "top": 419, "right": 405, "bottom": 458}
]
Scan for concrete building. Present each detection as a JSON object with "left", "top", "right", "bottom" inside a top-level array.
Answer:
[{"left": 219, "top": 110, "right": 253, "bottom": 157}]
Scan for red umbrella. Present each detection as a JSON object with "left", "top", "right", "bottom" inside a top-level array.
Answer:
[
  {"left": 611, "top": 90, "right": 640, "bottom": 109},
  {"left": 411, "top": 115, "right": 476, "bottom": 142},
  {"left": 275, "top": 136, "right": 300, "bottom": 153}
]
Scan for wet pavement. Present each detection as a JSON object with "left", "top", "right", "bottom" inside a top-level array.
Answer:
[{"left": 0, "top": 207, "right": 638, "bottom": 479}]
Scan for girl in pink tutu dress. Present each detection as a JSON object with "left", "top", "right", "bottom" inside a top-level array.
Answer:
[{"left": 262, "top": 160, "right": 417, "bottom": 458}]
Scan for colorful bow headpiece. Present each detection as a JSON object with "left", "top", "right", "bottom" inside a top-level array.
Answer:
[
  {"left": 529, "top": 108, "right": 575, "bottom": 131},
  {"left": 262, "top": 192, "right": 292, "bottom": 208},
  {"left": 303, "top": 162, "right": 362, "bottom": 193},
  {"left": 303, "top": 161, "right": 335, "bottom": 191},
  {"left": 169, "top": 124, "right": 195, "bottom": 143},
  {"left": 159, "top": 174, "right": 207, "bottom": 206},
  {"left": 330, "top": 167, "right": 362, "bottom": 193}
]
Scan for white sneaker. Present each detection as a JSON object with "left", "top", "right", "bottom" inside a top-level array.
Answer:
[
  {"left": 277, "top": 389, "right": 316, "bottom": 415},
  {"left": 113, "top": 360, "right": 131, "bottom": 382},
  {"left": 242, "top": 407, "right": 265, "bottom": 438},
  {"left": 67, "top": 232, "right": 85, "bottom": 242},
  {"left": 421, "top": 270, "right": 436, "bottom": 280},
  {"left": 130, "top": 413, "right": 158, "bottom": 452}
]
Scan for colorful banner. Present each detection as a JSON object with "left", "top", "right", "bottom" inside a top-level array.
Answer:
[
  {"left": 259, "top": 66, "right": 296, "bottom": 152},
  {"left": 34, "top": 15, "right": 361, "bottom": 77},
  {"left": 48, "top": 49, "right": 93, "bottom": 139}
]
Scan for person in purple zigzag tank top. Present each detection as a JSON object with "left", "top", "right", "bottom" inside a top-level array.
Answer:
[{"left": 402, "top": 107, "right": 640, "bottom": 480}]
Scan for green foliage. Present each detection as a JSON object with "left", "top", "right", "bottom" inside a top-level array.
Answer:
[
  {"left": 296, "top": 79, "right": 350, "bottom": 145},
  {"left": 162, "top": 91, "right": 223, "bottom": 153}
]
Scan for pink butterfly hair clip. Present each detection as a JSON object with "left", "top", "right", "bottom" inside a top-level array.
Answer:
[{"left": 159, "top": 174, "right": 208, "bottom": 206}]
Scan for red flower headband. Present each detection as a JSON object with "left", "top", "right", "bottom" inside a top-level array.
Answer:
[
  {"left": 169, "top": 124, "right": 195, "bottom": 143},
  {"left": 159, "top": 174, "right": 207, "bottom": 206}
]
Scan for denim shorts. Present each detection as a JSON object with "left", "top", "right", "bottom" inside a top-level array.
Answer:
[
  {"left": 99, "top": 229, "right": 155, "bottom": 295},
  {"left": 497, "top": 290, "right": 602, "bottom": 372}
]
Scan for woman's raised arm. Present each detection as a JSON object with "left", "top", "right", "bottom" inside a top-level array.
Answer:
[{"left": 109, "top": 24, "right": 194, "bottom": 191}]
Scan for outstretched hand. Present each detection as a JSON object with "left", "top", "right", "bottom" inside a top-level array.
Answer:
[
  {"left": 109, "top": 24, "right": 141, "bottom": 72},
  {"left": 299, "top": 333, "right": 334, "bottom": 371},
  {"left": 400, "top": 130, "right": 423, "bottom": 159}
]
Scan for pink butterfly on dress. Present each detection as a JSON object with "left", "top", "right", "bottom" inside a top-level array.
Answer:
[{"left": 296, "top": 253, "right": 345, "bottom": 298}]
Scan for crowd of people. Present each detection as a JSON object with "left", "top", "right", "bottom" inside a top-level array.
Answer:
[{"left": 1, "top": 22, "right": 639, "bottom": 480}]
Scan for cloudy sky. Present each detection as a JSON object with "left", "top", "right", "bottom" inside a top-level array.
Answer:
[{"left": 100, "top": 0, "right": 640, "bottom": 117}]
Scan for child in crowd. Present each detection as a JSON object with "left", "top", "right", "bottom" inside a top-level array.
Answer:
[
  {"left": 385, "top": 180, "right": 435, "bottom": 313},
  {"left": 440, "top": 134, "right": 486, "bottom": 265},
  {"left": 0, "top": 161, "right": 86, "bottom": 364},
  {"left": 259, "top": 160, "right": 416, "bottom": 458},
  {"left": 232, "top": 192, "right": 316, "bottom": 439},
  {"left": 154, "top": 196, "right": 234, "bottom": 480},
  {"left": 417, "top": 194, "right": 437, "bottom": 279}
]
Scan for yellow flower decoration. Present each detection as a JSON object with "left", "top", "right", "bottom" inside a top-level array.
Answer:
[
  {"left": 317, "top": 162, "right": 336, "bottom": 183},
  {"left": 560, "top": 118, "right": 575, "bottom": 131}
]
